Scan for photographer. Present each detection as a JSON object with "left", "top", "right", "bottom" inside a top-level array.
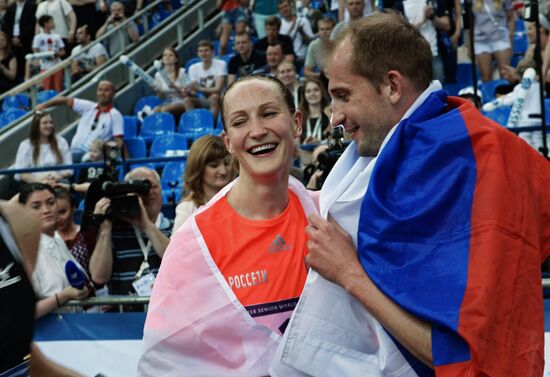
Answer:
[
  {"left": 95, "top": 1, "right": 139, "bottom": 56},
  {"left": 89, "top": 167, "right": 172, "bottom": 296}
]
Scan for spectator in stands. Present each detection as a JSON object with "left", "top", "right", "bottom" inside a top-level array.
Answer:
[
  {"left": 332, "top": 0, "right": 373, "bottom": 21},
  {"left": 152, "top": 47, "right": 189, "bottom": 117},
  {"left": 29, "top": 15, "right": 65, "bottom": 91},
  {"left": 4, "top": 0, "right": 36, "bottom": 80},
  {"left": 172, "top": 135, "right": 232, "bottom": 232},
  {"left": 14, "top": 110, "right": 73, "bottom": 185},
  {"left": 95, "top": 1, "right": 139, "bottom": 56},
  {"left": 217, "top": 0, "right": 247, "bottom": 56},
  {"left": 0, "top": 0, "right": 7, "bottom": 34},
  {"left": 227, "top": 31, "right": 266, "bottom": 85},
  {"left": 89, "top": 166, "right": 172, "bottom": 296},
  {"left": 304, "top": 17, "right": 334, "bottom": 79},
  {"left": 276, "top": 60, "right": 301, "bottom": 106},
  {"left": 278, "top": 0, "right": 315, "bottom": 68},
  {"left": 298, "top": 77, "right": 331, "bottom": 144},
  {"left": 70, "top": 24, "right": 108, "bottom": 82},
  {"left": 54, "top": 187, "right": 79, "bottom": 248},
  {"left": 403, "top": 0, "right": 450, "bottom": 82},
  {"left": 138, "top": 74, "right": 317, "bottom": 376},
  {"left": 254, "top": 15, "right": 295, "bottom": 61},
  {"left": 255, "top": 41, "right": 285, "bottom": 76},
  {"left": 507, "top": 19, "right": 549, "bottom": 86},
  {"left": 185, "top": 39, "right": 227, "bottom": 120},
  {"left": 252, "top": 0, "right": 278, "bottom": 38},
  {"left": 36, "top": 80, "right": 124, "bottom": 162},
  {"left": 18, "top": 183, "right": 89, "bottom": 318},
  {"left": 35, "top": 0, "right": 77, "bottom": 47},
  {"left": 0, "top": 31, "right": 17, "bottom": 92},
  {"left": 331, "top": 0, "right": 366, "bottom": 39},
  {"left": 471, "top": 0, "right": 514, "bottom": 82},
  {"left": 0, "top": 201, "right": 84, "bottom": 377},
  {"left": 57, "top": 139, "right": 104, "bottom": 195}
]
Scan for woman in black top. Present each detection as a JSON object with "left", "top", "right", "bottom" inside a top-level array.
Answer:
[{"left": 0, "top": 31, "right": 17, "bottom": 92}]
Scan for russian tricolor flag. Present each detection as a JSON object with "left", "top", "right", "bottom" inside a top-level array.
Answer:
[{"left": 359, "top": 91, "right": 550, "bottom": 376}]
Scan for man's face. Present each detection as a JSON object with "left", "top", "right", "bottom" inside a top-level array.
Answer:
[
  {"left": 75, "top": 27, "right": 89, "bottom": 44},
  {"left": 111, "top": 4, "right": 125, "bottom": 19},
  {"left": 97, "top": 81, "right": 115, "bottom": 105},
  {"left": 129, "top": 169, "right": 162, "bottom": 217},
  {"left": 277, "top": 62, "right": 296, "bottom": 88},
  {"left": 198, "top": 45, "right": 213, "bottom": 62},
  {"left": 278, "top": 1, "right": 292, "bottom": 19},
  {"left": 235, "top": 35, "right": 251, "bottom": 56},
  {"left": 347, "top": 0, "right": 365, "bottom": 19},
  {"left": 326, "top": 38, "right": 394, "bottom": 157},
  {"left": 265, "top": 25, "right": 279, "bottom": 41},
  {"left": 317, "top": 20, "right": 333, "bottom": 38},
  {"left": 266, "top": 45, "right": 284, "bottom": 69}
]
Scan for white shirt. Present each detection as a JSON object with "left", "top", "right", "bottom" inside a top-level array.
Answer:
[
  {"left": 14, "top": 135, "right": 72, "bottom": 181},
  {"left": 172, "top": 200, "right": 197, "bottom": 234},
  {"left": 35, "top": 0, "right": 74, "bottom": 39},
  {"left": 71, "top": 42, "right": 108, "bottom": 71},
  {"left": 280, "top": 16, "right": 315, "bottom": 59},
  {"left": 32, "top": 233, "right": 74, "bottom": 299},
  {"left": 32, "top": 32, "right": 64, "bottom": 70},
  {"left": 188, "top": 59, "right": 227, "bottom": 89},
  {"left": 154, "top": 67, "right": 187, "bottom": 103},
  {"left": 70, "top": 98, "right": 124, "bottom": 153},
  {"left": 13, "top": 1, "right": 25, "bottom": 37},
  {"left": 403, "top": 0, "right": 438, "bottom": 56}
]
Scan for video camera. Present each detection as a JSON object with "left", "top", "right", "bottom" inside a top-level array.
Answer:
[
  {"left": 314, "top": 126, "right": 346, "bottom": 189},
  {"left": 82, "top": 142, "right": 151, "bottom": 227}
]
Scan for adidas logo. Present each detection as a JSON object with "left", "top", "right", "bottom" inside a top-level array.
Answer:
[{"left": 269, "top": 234, "right": 291, "bottom": 253}]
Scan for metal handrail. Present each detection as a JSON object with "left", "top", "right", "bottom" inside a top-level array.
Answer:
[
  {"left": 64, "top": 295, "right": 150, "bottom": 306},
  {"left": 0, "top": 0, "right": 191, "bottom": 103}
]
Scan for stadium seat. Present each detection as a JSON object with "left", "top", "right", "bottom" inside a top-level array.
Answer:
[
  {"left": 150, "top": 5, "right": 173, "bottom": 29},
  {"left": 124, "top": 137, "right": 147, "bottom": 158},
  {"left": 544, "top": 99, "right": 550, "bottom": 125},
  {"left": 483, "top": 106, "right": 511, "bottom": 126},
  {"left": 134, "top": 95, "right": 162, "bottom": 115},
  {"left": 479, "top": 79, "right": 508, "bottom": 103},
  {"left": 123, "top": 115, "right": 139, "bottom": 138},
  {"left": 512, "top": 32, "right": 528, "bottom": 55},
  {"left": 37, "top": 90, "right": 58, "bottom": 104},
  {"left": 456, "top": 63, "right": 480, "bottom": 85},
  {"left": 161, "top": 160, "right": 186, "bottom": 202},
  {"left": 442, "top": 83, "right": 468, "bottom": 96},
  {"left": 1, "top": 94, "right": 30, "bottom": 112},
  {"left": 150, "top": 132, "right": 188, "bottom": 158},
  {"left": 0, "top": 109, "right": 27, "bottom": 128},
  {"left": 178, "top": 109, "right": 214, "bottom": 142},
  {"left": 184, "top": 57, "right": 201, "bottom": 71},
  {"left": 140, "top": 112, "right": 176, "bottom": 142},
  {"left": 162, "top": 189, "right": 182, "bottom": 205}
]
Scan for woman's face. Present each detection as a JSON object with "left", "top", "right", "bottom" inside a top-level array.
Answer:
[
  {"left": 222, "top": 79, "right": 302, "bottom": 180},
  {"left": 26, "top": 190, "right": 58, "bottom": 234},
  {"left": 39, "top": 115, "right": 55, "bottom": 139},
  {"left": 56, "top": 198, "right": 73, "bottom": 229},
  {"left": 202, "top": 157, "right": 231, "bottom": 192},
  {"left": 162, "top": 49, "right": 178, "bottom": 66},
  {"left": 304, "top": 81, "right": 322, "bottom": 106}
]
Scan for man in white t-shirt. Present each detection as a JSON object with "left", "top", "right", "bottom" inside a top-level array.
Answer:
[
  {"left": 36, "top": 80, "right": 124, "bottom": 162},
  {"left": 185, "top": 39, "right": 227, "bottom": 120},
  {"left": 277, "top": 0, "right": 315, "bottom": 67},
  {"left": 70, "top": 25, "right": 108, "bottom": 82},
  {"left": 34, "top": 0, "right": 76, "bottom": 43}
]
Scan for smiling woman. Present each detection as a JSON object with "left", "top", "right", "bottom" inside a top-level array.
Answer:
[
  {"left": 138, "top": 74, "right": 319, "bottom": 377},
  {"left": 18, "top": 183, "right": 89, "bottom": 318},
  {"left": 14, "top": 111, "right": 73, "bottom": 185}
]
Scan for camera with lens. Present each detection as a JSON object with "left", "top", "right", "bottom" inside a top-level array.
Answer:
[{"left": 303, "top": 127, "right": 346, "bottom": 190}]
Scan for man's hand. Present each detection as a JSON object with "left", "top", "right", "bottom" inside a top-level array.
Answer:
[
  {"left": 122, "top": 195, "right": 151, "bottom": 230},
  {"left": 305, "top": 214, "right": 366, "bottom": 289}
]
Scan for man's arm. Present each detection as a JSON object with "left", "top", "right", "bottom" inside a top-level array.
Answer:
[
  {"left": 35, "top": 96, "right": 72, "bottom": 110},
  {"left": 305, "top": 214, "right": 434, "bottom": 367},
  {"left": 227, "top": 73, "right": 236, "bottom": 86},
  {"left": 88, "top": 198, "right": 113, "bottom": 285},
  {"left": 94, "top": 53, "right": 107, "bottom": 68},
  {"left": 127, "top": 23, "right": 140, "bottom": 43}
]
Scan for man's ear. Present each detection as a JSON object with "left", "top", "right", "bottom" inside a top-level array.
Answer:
[{"left": 385, "top": 70, "right": 404, "bottom": 105}]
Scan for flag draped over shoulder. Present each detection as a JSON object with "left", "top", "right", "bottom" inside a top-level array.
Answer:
[
  {"left": 358, "top": 92, "right": 550, "bottom": 376},
  {"left": 137, "top": 176, "right": 318, "bottom": 377}
]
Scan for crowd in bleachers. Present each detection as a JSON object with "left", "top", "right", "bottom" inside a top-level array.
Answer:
[{"left": 0, "top": 0, "right": 549, "bottom": 315}]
